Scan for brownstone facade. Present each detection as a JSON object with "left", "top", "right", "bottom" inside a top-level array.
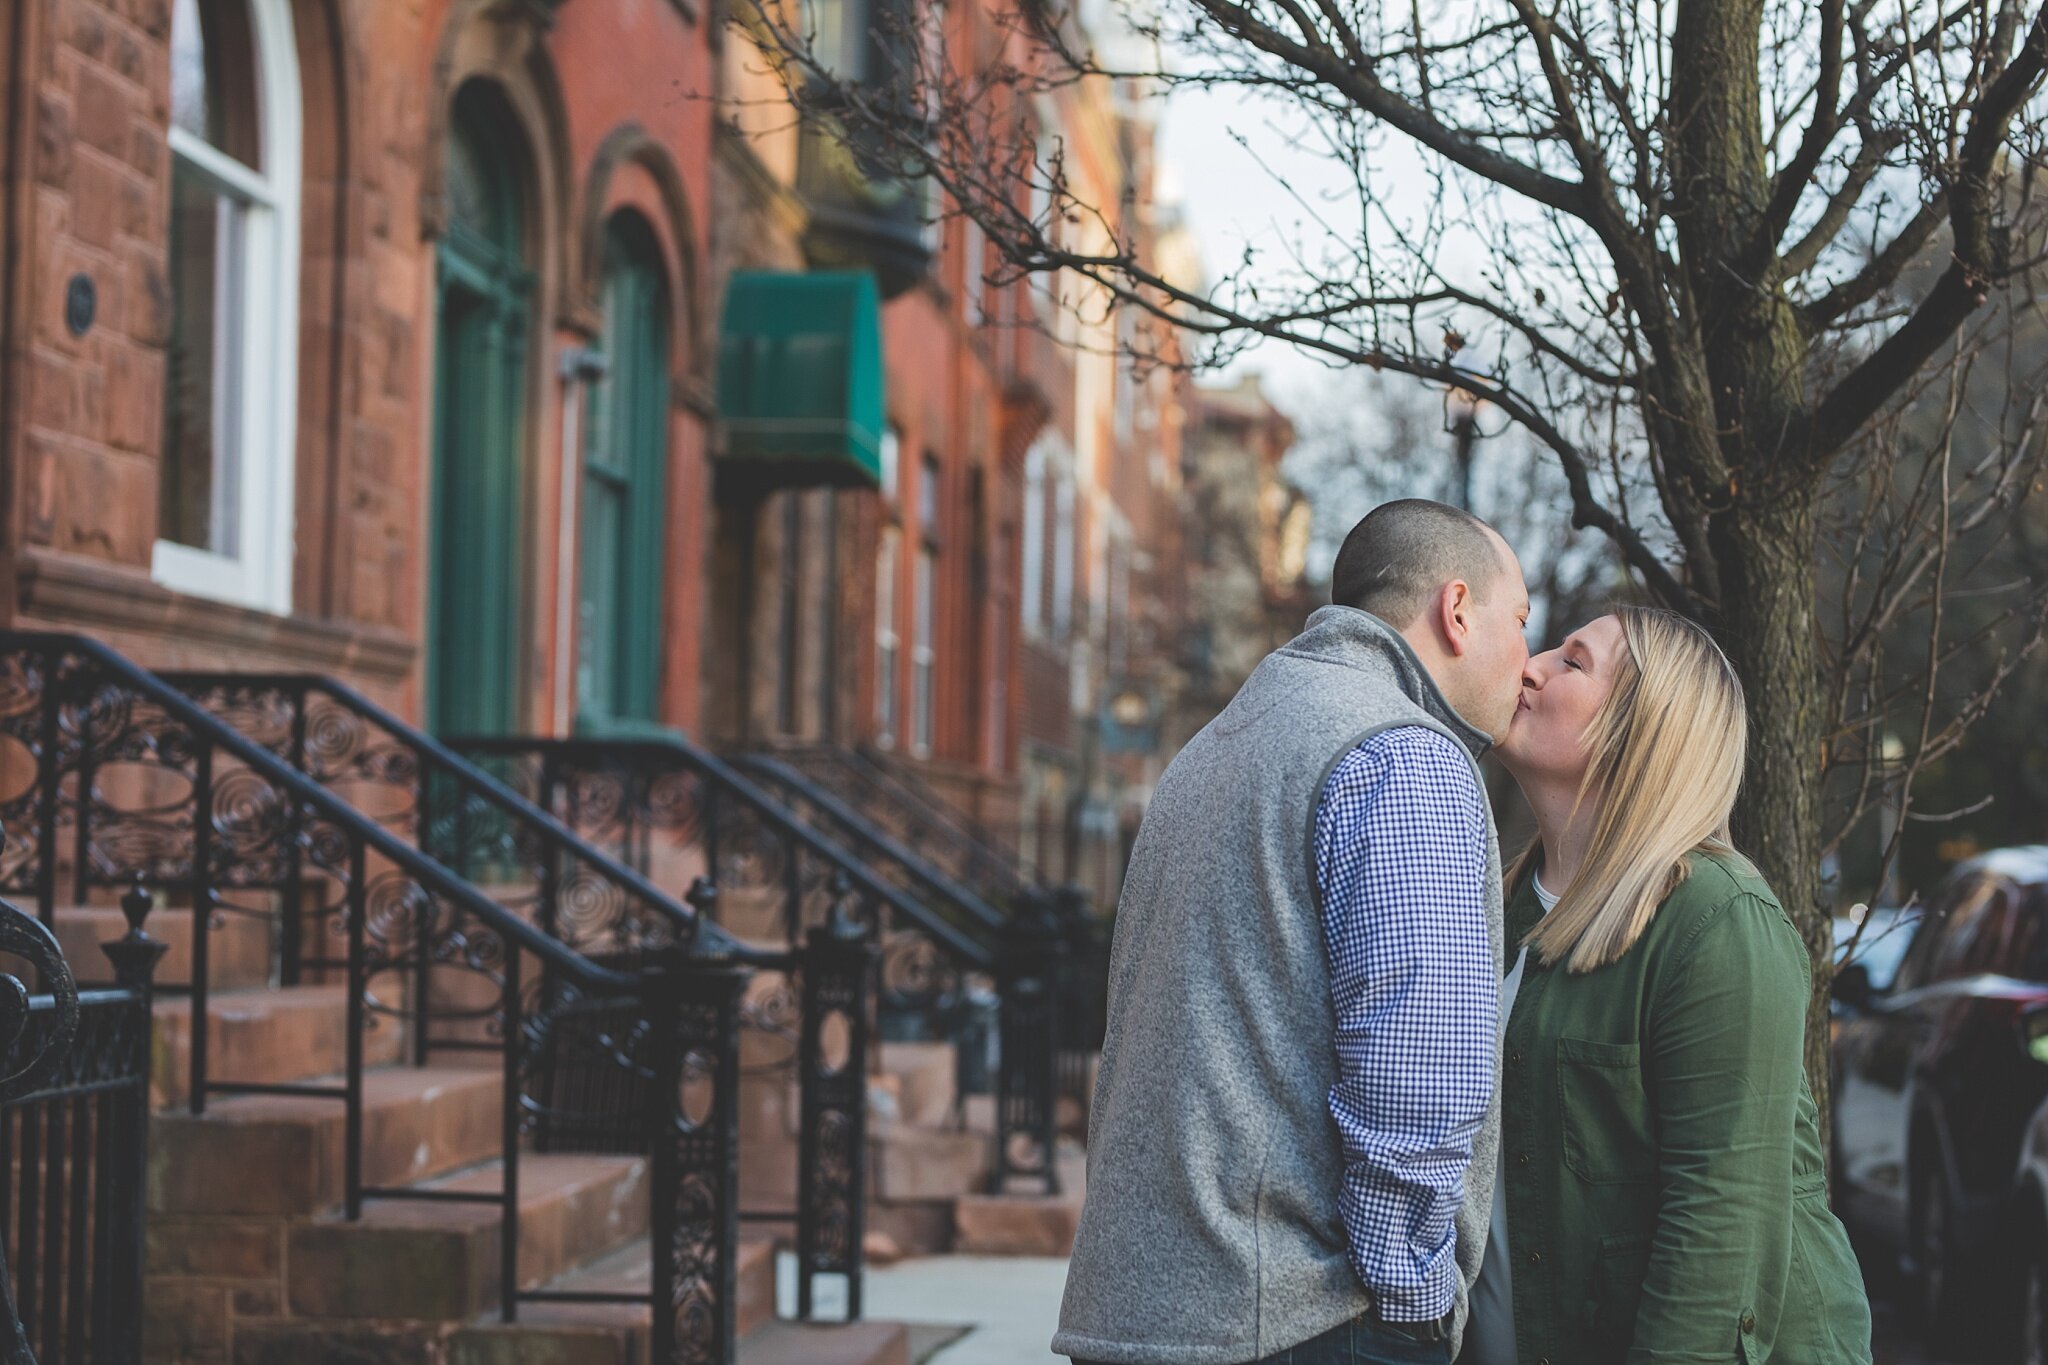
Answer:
[{"left": 1, "top": 0, "right": 718, "bottom": 727}]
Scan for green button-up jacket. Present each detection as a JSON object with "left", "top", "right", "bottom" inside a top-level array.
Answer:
[{"left": 1497, "top": 850, "right": 1872, "bottom": 1364}]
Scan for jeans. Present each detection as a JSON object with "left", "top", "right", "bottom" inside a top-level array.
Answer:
[{"left": 1073, "top": 1313, "right": 1452, "bottom": 1365}]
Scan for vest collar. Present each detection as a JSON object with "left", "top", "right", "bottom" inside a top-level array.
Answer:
[{"left": 1285, "top": 605, "right": 1494, "bottom": 757}]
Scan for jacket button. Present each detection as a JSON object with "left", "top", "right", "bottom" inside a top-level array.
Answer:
[
  {"left": 1741, "top": 1311, "right": 1756, "bottom": 1334},
  {"left": 1518, "top": 1153, "right": 1530, "bottom": 1165},
  {"left": 1509, "top": 1050, "right": 1522, "bottom": 1064},
  {"left": 1526, "top": 1252, "right": 1540, "bottom": 1266}
]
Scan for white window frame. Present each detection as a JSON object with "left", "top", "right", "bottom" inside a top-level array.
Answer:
[
  {"left": 1051, "top": 468, "right": 1075, "bottom": 642},
  {"left": 1020, "top": 436, "right": 1045, "bottom": 637},
  {"left": 880, "top": 423, "right": 902, "bottom": 503},
  {"left": 154, "top": 0, "right": 302, "bottom": 615},
  {"left": 912, "top": 544, "right": 936, "bottom": 757},
  {"left": 961, "top": 215, "right": 984, "bottom": 322},
  {"left": 987, "top": 525, "right": 1009, "bottom": 768},
  {"left": 875, "top": 527, "right": 901, "bottom": 748}
]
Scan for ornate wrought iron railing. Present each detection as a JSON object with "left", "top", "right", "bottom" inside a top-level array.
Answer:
[
  {"left": 152, "top": 673, "right": 750, "bottom": 970},
  {"left": 731, "top": 756, "right": 1006, "bottom": 995},
  {"left": 150, "top": 669, "right": 883, "bottom": 1328},
  {"left": 0, "top": 634, "right": 861, "bottom": 1362},
  {"left": 453, "top": 733, "right": 992, "bottom": 1037},
  {"left": 743, "top": 755, "right": 1107, "bottom": 1150},
  {"left": 452, "top": 733, "right": 1063, "bottom": 1193},
  {"left": 760, "top": 745, "right": 1030, "bottom": 907},
  {"left": 0, "top": 884, "right": 161, "bottom": 1365}
]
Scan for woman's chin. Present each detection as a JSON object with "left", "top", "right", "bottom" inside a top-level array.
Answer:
[{"left": 1495, "top": 715, "right": 1538, "bottom": 770}]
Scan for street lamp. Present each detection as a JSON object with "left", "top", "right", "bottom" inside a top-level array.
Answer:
[
  {"left": 1445, "top": 378, "right": 1484, "bottom": 511},
  {"left": 1877, "top": 731, "right": 1907, "bottom": 904}
]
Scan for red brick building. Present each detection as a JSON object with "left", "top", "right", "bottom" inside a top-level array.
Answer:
[
  {"left": 1172, "top": 373, "right": 1310, "bottom": 746},
  {"left": 1, "top": 0, "right": 720, "bottom": 732}
]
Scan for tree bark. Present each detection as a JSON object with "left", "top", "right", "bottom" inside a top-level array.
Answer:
[{"left": 1712, "top": 491, "right": 1834, "bottom": 1135}]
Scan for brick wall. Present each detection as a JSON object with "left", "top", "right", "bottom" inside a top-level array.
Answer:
[{"left": 0, "top": 0, "right": 718, "bottom": 730}]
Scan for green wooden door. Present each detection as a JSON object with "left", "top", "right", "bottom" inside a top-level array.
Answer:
[
  {"left": 429, "top": 86, "right": 531, "bottom": 736},
  {"left": 576, "top": 214, "right": 670, "bottom": 727}
]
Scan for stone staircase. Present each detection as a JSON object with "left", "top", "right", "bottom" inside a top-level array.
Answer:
[
  {"left": 125, "top": 898, "right": 911, "bottom": 1363},
  {"left": 0, "top": 640, "right": 1084, "bottom": 1364}
]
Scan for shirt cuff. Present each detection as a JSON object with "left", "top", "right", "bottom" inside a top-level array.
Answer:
[{"left": 1369, "top": 1266, "right": 1455, "bottom": 1323}]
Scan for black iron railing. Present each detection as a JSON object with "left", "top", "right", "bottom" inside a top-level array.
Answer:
[
  {"left": 149, "top": 670, "right": 887, "bottom": 1329},
  {"left": 455, "top": 734, "right": 991, "bottom": 1037},
  {"left": 0, "top": 635, "right": 842, "bottom": 1363},
  {"left": 0, "top": 883, "right": 161, "bottom": 1365},
  {"left": 735, "top": 754, "right": 1007, "bottom": 947},
  {"left": 453, "top": 733, "right": 1064, "bottom": 1193},
  {"left": 733, "top": 753, "right": 1008, "bottom": 1074},
  {"left": 763, "top": 745, "right": 1029, "bottom": 907},
  {"left": 743, "top": 755, "right": 1109, "bottom": 1159},
  {"left": 153, "top": 673, "right": 751, "bottom": 969}
]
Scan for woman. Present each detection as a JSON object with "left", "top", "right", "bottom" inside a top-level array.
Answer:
[{"left": 1461, "top": 605, "right": 1871, "bottom": 1364}]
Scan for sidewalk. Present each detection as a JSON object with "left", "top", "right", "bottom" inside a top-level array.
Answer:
[
  {"left": 866, "top": 1255, "right": 1069, "bottom": 1363},
  {"left": 784, "top": 1254, "right": 1071, "bottom": 1364},
  {"left": 817, "top": 1253, "right": 1946, "bottom": 1364}
]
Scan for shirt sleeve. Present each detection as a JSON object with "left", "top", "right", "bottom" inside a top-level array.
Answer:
[{"left": 1314, "top": 726, "right": 1497, "bottom": 1322}]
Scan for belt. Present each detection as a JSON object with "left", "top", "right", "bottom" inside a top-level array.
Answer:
[{"left": 1367, "top": 1301, "right": 1456, "bottom": 1345}]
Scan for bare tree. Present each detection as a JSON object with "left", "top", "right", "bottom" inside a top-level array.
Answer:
[{"left": 746, "top": 0, "right": 2048, "bottom": 1107}]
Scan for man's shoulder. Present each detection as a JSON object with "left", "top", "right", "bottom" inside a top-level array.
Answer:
[
  {"left": 1333, "top": 724, "right": 1482, "bottom": 784},
  {"left": 1323, "top": 725, "right": 1484, "bottom": 817}
]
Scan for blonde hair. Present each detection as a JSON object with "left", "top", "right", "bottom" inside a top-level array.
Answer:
[{"left": 1513, "top": 605, "right": 1751, "bottom": 973}]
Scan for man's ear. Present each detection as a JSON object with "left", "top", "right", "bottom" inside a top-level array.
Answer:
[{"left": 1438, "top": 580, "right": 1474, "bottom": 657}]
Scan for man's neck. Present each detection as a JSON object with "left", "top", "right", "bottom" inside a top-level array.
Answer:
[{"left": 1397, "top": 624, "right": 1463, "bottom": 718}]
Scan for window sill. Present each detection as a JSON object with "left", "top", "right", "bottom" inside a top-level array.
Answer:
[{"left": 16, "top": 548, "right": 416, "bottom": 681}]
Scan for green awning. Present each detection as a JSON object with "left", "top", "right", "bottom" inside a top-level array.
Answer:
[{"left": 716, "top": 270, "right": 884, "bottom": 490}]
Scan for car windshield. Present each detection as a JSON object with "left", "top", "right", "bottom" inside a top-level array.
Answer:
[{"left": 1835, "top": 909, "right": 1922, "bottom": 992}]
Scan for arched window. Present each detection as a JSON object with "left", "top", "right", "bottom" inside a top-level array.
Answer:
[
  {"left": 429, "top": 82, "right": 533, "bottom": 737},
  {"left": 158, "top": 0, "right": 301, "bottom": 611},
  {"left": 576, "top": 212, "right": 671, "bottom": 727}
]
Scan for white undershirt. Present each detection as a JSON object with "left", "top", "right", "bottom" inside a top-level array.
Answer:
[{"left": 1464, "top": 873, "right": 1559, "bottom": 1365}]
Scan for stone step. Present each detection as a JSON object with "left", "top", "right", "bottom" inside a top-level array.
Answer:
[
  {"left": 150, "top": 984, "right": 406, "bottom": 1110},
  {"left": 150, "top": 1064, "right": 505, "bottom": 1216},
  {"left": 953, "top": 1189, "right": 1083, "bottom": 1256},
  {"left": 286, "top": 1152, "right": 650, "bottom": 1321},
  {"left": 953, "top": 1142, "right": 1088, "bottom": 1255},
  {"left": 51, "top": 903, "right": 271, "bottom": 991},
  {"left": 741, "top": 1320, "right": 911, "bottom": 1365},
  {"left": 872, "top": 1122, "right": 991, "bottom": 1204},
  {"left": 445, "top": 1312, "right": 910, "bottom": 1365},
  {"left": 484, "top": 1228, "right": 781, "bottom": 1345},
  {"left": 877, "top": 1041, "right": 956, "bottom": 1128}
]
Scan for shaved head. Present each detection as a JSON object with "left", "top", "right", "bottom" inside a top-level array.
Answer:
[{"left": 1330, "top": 499, "right": 1508, "bottom": 627}]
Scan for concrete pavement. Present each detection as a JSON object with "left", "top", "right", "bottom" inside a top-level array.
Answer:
[
  {"left": 797, "top": 1249, "right": 1958, "bottom": 1364},
  {"left": 778, "top": 1252, "right": 1070, "bottom": 1363}
]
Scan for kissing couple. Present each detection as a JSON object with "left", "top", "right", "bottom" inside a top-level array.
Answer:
[{"left": 1053, "top": 500, "right": 1874, "bottom": 1364}]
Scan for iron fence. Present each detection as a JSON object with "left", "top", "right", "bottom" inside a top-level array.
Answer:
[
  {"left": 0, "top": 883, "right": 161, "bottom": 1365},
  {"left": 0, "top": 635, "right": 820, "bottom": 1362}
]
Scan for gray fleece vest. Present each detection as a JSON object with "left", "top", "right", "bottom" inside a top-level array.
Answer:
[{"left": 1053, "top": 606, "right": 1504, "bottom": 1365}]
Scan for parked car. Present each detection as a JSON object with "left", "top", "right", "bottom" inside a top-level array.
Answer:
[
  {"left": 2007, "top": 1073, "right": 2048, "bottom": 1362},
  {"left": 1832, "top": 907, "right": 1921, "bottom": 1042},
  {"left": 1831, "top": 846, "right": 2048, "bottom": 1355}
]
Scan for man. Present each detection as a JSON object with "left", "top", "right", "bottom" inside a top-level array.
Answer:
[{"left": 1054, "top": 500, "right": 1530, "bottom": 1365}]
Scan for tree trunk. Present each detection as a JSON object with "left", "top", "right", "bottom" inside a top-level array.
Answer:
[{"left": 1712, "top": 492, "right": 1834, "bottom": 1136}]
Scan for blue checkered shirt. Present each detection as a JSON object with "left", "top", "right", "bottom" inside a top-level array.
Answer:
[{"left": 1313, "top": 726, "right": 1497, "bottom": 1323}]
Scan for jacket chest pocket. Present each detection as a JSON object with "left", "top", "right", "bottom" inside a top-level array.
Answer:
[{"left": 1558, "top": 1037, "right": 1654, "bottom": 1185}]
